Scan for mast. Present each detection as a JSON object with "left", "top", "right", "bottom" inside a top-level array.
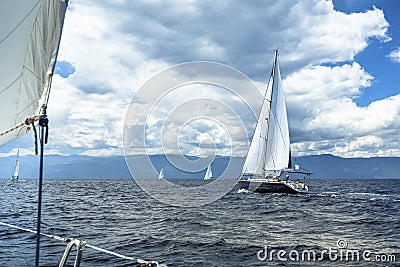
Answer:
[
  {"left": 265, "top": 49, "right": 291, "bottom": 174},
  {"left": 261, "top": 49, "right": 278, "bottom": 178}
]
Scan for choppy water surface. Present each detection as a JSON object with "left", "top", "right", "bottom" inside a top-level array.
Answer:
[{"left": 1, "top": 178, "right": 399, "bottom": 266}]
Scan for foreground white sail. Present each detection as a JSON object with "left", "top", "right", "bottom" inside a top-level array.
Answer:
[
  {"left": 203, "top": 165, "right": 213, "bottom": 181},
  {"left": 0, "top": 0, "right": 68, "bottom": 146},
  {"left": 238, "top": 50, "right": 311, "bottom": 194}
]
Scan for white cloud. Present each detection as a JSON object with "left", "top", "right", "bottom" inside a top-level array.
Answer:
[
  {"left": 8, "top": 0, "right": 394, "bottom": 159},
  {"left": 282, "top": 4, "right": 390, "bottom": 65},
  {"left": 388, "top": 48, "right": 400, "bottom": 63},
  {"left": 140, "top": 83, "right": 254, "bottom": 156},
  {"left": 285, "top": 63, "right": 400, "bottom": 157},
  {"left": 101, "top": 0, "right": 389, "bottom": 76}
]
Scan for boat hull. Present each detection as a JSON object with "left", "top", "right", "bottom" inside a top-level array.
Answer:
[{"left": 238, "top": 179, "right": 308, "bottom": 194}]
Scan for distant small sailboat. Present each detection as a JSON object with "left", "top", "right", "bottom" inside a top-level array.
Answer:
[
  {"left": 10, "top": 150, "right": 20, "bottom": 182},
  {"left": 158, "top": 168, "right": 165, "bottom": 179},
  {"left": 238, "top": 50, "right": 311, "bottom": 194},
  {"left": 203, "top": 165, "right": 213, "bottom": 181}
]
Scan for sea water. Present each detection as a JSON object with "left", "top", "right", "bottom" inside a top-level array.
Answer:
[{"left": 0, "top": 178, "right": 399, "bottom": 266}]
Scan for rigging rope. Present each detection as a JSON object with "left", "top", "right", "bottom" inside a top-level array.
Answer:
[
  {"left": 0, "top": 115, "right": 44, "bottom": 155},
  {"left": 0, "top": 116, "right": 39, "bottom": 138},
  {"left": 0, "top": 221, "right": 159, "bottom": 267}
]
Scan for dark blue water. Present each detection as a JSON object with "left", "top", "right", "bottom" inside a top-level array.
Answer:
[{"left": 1, "top": 179, "right": 399, "bottom": 266}]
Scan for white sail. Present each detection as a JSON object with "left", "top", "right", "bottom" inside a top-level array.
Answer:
[
  {"left": 158, "top": 168, "right": 165, "bottom": 179},
  {"left": 241, "top": 51, "right": 290, "bottom": 177},
  {"left": 241, "top": 74, "right": 273, "bottom": 176},
  {"left": 264, "top": 62, "right": 290, "bottom": 174},
  {"left": 11, "top": 150, "right": 20, "bottom": 180},
  {"left": 204, "top": 165, "right": 213, "bottom": 180},
  {"left": 0, "top": 0, "right": 68, "bottom": 146}
]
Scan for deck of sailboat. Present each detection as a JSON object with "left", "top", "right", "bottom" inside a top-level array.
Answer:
[{"left": 238, "top": 178, "right": 308, "bottom": 194}]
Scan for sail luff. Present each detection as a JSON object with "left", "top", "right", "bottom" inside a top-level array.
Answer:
[{"left": 42, "top": 0, "right": 69, "bottom": 111}]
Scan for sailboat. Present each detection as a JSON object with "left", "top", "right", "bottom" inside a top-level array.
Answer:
[
  {"left": 10, "top": 150, "right": 20, "bottom": 181},
  {"left": 203, "top": 165, "right": 213, "bottom": 181},
  {"left": 238, "top": 50, "right": 311, "bottom": 194},
  {"left": 158, "top": 168, "right": 165, "bottom": 179}
]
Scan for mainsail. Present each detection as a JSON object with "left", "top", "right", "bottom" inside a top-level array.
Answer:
[
  {"left": 241, "top": 50, "right": 290, "bottom": 177},
  {"left": 0, "top": 0, "right": 68, "bottom": 146}
]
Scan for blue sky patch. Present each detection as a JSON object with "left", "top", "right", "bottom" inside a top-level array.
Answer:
[
  {"left": 55, "top": 60, "right": 75, "bottom": 78},
  {"left": 333, "top": 0, "right": 400, "bottom": 107}
]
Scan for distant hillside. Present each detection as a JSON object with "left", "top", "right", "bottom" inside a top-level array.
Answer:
[
  {"left": 295, "top": 154, "right": 400, "bottom": 178},
  {"left": 0, "top": 154, "right": 399, "bottom": 179}
]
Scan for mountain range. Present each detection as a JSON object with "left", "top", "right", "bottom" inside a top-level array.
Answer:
[{"left": 0, "top": 154, "right": 399, "bottom": 179}]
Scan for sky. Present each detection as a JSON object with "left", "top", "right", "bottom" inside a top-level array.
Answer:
[{"left": 1, "top": 0, "right": 400, "bottom": 158}]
